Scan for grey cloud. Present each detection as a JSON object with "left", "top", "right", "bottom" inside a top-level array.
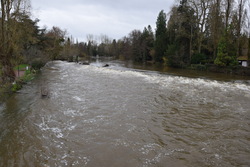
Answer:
[{"left": 32, "top": 0, "right": 175, "bottom": 41}]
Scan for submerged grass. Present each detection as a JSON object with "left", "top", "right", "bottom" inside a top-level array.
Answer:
[
  {"left": 0, "top": 82, "right": 13, "bottom": 102},
  {"left": 12, "top": 68, "right": 37, "bottom": 92},
  {"left": 0, "top": 65, "right": 38, "bottom": 102}
]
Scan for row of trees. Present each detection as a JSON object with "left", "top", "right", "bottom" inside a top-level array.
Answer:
[
  {"left": 85, "top": 26, "right": 155, "bottom": 62},
  {"left": 162, "top": 0, "right": 250, "bottom": 67},
  {"left": 89, "top": 0, "right": 249, "bottom": 68}
]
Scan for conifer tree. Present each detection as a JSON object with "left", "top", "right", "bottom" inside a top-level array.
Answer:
[{"left": 154, "top": 10, "right": 167, "bottom": 62}]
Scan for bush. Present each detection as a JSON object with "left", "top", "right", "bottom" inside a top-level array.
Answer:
[
  {"left": 191, "top": 53, "right": 207, "bottom": 64},
  {"left": 11, "top": 82, "right": 22, "bottom": 92},
  {"left": 68, "top": 56, "right": 74, "bottom": 62},
  {"left": 21, "top": 72, "right": 35, "bottom": 83},
  {"left": 31, "top": 61, "right": 46, "bottom": 70},
  {"left": 214, "top": 34, "right": 238, "bottom": 67},
  {"left": 190, "top": 64, "right": 207, "bottom": 71},
  {"left": 165, "top": 44, "right": 180, "bottom": 67}
]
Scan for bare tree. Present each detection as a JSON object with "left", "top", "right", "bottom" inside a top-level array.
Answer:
[
  {"left": 208, "top": 0, "right": 223, "bottom": 59},
  {"left": 236, "top": 0, "right": 248, "bottom": 57},
  {"left": 224, "top": 0, "right": 234, "bottom": 29},
  {"left": 0, "top": 0, "right": 30, "bottom": 83},
  {"left": 86, "top": 34, "right": 94, "bottom": 44},
  {"left": 45, "top": 26, "right": 67, "bottom": 60},
  {"left": 189, "top": 0, "right": 211, "bottom": 54}
]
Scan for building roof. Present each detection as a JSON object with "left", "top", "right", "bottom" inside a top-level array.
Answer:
[{"left": 237, "top": 56, "right": 248, "bottom": 61}]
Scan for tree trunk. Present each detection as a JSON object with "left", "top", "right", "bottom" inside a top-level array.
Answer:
[
  {"left": 213, "top": 0, "right": 222, "bottom": 59},
  {"left": 1, "top": 57, "right": 15, "bottom": 83},
  {"left": 236, "top": 0, "right": 243, "bottom": 57},
  {"left": 190, "top": 25, "right": 193, "bottom": 62},
  {"left": 1, "top": 0, "right": 5, "bottom": 46},
  {"left": 0, "top": 0, "right": 16, "bottom": 83},
  {"left": 225, "top": 0, "right": 232, "bottom": 29}
]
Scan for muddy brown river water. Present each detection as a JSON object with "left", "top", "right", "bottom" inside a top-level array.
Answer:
[{"left": 0, "top": 61, "right": 250, "bottom": 167}]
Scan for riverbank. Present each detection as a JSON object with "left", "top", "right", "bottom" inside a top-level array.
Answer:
[
  {"left": 0, "top": 83, "right": 12, "bottom": 102},
  {"left": 107, "top": 58, "right": 250, "bottom": 80},
  {"left": 189, "top": 64, "right": 250, "bottom": 76},
  {"left": 97, "top": 57, "right": 250, "bottom": 77},
  {"left": 0, "top": 67, "right": 38, "bottom": 102}
]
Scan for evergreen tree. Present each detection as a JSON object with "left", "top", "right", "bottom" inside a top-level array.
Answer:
[
  {"left": 214, "top": 31, "right": 238, "bottom": 66},
  {"left": 141, "top": 25, "right": 154, "bottom": 62},
  {"left": 154, "top": 10, "right": 167, "bottom": 62},
  {"left": 165, "top": 1, "right": 197, "bottom": 67}
]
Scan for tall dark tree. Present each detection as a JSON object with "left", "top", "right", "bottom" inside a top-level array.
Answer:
[
  {"left": 235, "top": 0, "right": 247, "bottom": 57},
  {"left": 117, "top": 36, "right": 132, "bottom": 60},
  {"left": 129, "top": 29, "right": 143, "bottom": 62},
  {"left": 44, "top": 26, "right": 66, "bottom": 60},
  {"left": 207, "top": 0, "right": 224, "bottom": 59},
  {"left": 12, "top": 14, "right": 42, "bottom": 65},
  {"left": 110, "top": 39, "right": 118, "bottom": 57},
  {"left": 154, "top": 10, "right": 167, "bottom": 62},
  {"left": 165, "top": 1, "right": 197, "bottom": 67},
  {"left": 224, "top": 0, "right": 234, "bottom": 30},
  {"left": 141, "top": 25, "right": 154, "bottom": 62}
]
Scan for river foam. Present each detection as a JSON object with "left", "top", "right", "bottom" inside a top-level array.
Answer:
[{"left": 77, "top": 63, "right": 250, "bottom": 94}]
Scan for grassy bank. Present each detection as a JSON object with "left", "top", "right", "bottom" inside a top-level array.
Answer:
[
  {"left": 0, "top": 64, "right": 39, "bottom": 102},
  {"left": 12, "top": 64, "right": 38, "bottom": 92}
]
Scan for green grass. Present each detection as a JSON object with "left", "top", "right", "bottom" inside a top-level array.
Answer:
[
  {"left": 11, "top": 82, "right": 22, "bottom": 92},
  {"left": 11, "top": 71, "right": 35, "bottom": 92},
  {"left": 14, "top": 64, "right": 30, "bottom": 70},
  {"left": 0, "top": 64, "right": 36, "bottom": 95},
  {"left": 22, "top": 71, "right": 35, "bottom": 83},
  {"left": 11, "top": 64, "right": 35, "bottom": 92}
]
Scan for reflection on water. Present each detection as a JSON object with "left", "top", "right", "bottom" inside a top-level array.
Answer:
[{"left": 0, "top": 61, "right": 250, "bottom": 167}]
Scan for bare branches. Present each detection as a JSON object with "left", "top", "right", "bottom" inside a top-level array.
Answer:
[{"left": 0, "top": 0, "right": 31, "bottom": 83}]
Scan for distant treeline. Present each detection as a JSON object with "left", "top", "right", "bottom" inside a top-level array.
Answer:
[{"left": 1, "top": 0, "right": 250, "bottom": 84}]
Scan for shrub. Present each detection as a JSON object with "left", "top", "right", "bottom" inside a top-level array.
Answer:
[
  {"left": 191, "top": 53, "right": 206, "bottom": 64},
  {"left": 11, "top": 82, "right": 22, "bottom": 92},
  {"left": 31, "top": 61, "right": 46, "bottom": 70},
  {"left": 190, "top": 64, "right": 207, "bottom": 71}
]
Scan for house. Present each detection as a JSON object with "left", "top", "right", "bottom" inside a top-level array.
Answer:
[{"left": 238, "top": 56, "right": 248, "bottom": 67}]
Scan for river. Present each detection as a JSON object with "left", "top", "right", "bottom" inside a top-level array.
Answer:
[{"left": 0, "top": 60, "right": 250, "bottom": 167}]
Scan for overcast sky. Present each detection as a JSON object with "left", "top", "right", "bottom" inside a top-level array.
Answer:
[{"left": 31, "top": 0, "right": 176, "bottom": 42}]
